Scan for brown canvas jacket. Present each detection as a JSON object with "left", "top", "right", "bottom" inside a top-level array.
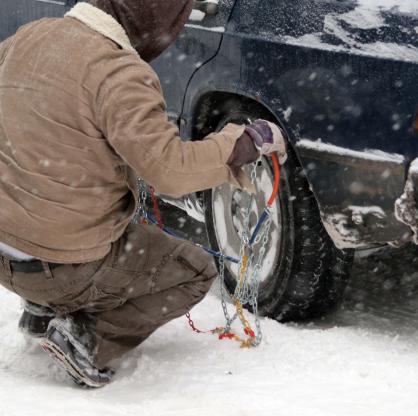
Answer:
[{"left": 0, "top": 3, "right": 250, "bottom": 263}]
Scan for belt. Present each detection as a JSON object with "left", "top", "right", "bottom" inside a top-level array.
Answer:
[{"left": 9, "top": 260, "right": 64, "bottom": 274}]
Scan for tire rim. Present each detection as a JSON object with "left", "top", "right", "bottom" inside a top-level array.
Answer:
[{"left": 211, "top": 158, "right": 282, "bottom": 287}]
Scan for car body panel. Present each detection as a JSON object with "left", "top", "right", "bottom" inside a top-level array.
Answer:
[
  {"left": 0, "top": 0, "right": 75, "bottom": 38},
  {"left": 152, "top": 0, "right": 236, "bottom": 120},
  {"left": 177, "top": 0, "right": 418, "bottom": 248}
]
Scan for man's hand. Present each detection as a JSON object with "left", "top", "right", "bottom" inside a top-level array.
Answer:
[
  {"left": 245, "top": 120, "right": 287, "bottom": 164},
  {"left": 227, "top": 120, "right": 287, "bottom": 175}
]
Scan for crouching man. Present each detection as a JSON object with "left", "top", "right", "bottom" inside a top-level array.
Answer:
[{"left": 0, "top": 0, "right": 286, "bottom": 387}]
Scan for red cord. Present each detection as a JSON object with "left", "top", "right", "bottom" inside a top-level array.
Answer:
[
  {"left": 149, "top": 186, "right": 164, "bottom": 229},
  {"left": 219, "top": 332, "right": 237, "bottom": 340},
  {"left": 267, "top": 153, "right": 281, "bottom": 207}
]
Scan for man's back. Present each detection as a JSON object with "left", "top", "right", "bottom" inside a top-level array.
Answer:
[{"left": 0, "top": 17, "right": 139, "bottom": 263}]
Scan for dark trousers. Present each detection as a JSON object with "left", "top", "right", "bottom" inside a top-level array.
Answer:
[{"left": 0, "top": 224, "right": 217, "bottom": 367}]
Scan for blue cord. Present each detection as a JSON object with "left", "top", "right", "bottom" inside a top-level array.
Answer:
[
  {"left": 146, "top": 213, "right": 240, "bottom": 264},
  {"left": 249, "top": 209, "right": 270, "bottom": 246},
  {"left": 146, "top": 207, "right": 269, "bottom": 265}
]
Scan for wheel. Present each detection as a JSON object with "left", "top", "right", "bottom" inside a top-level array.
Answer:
[{"left": 204, "top": 115, "right": 354, "bottom": 322}]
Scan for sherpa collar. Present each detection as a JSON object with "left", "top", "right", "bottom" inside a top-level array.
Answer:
[{"left": 65, "top": 2, "right": 139, "bottom": 56}]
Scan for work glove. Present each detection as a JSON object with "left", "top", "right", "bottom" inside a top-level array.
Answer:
[
  {"left": 244, "top": 120, "right": 287, "bottom": 164},
  {"left": 227, "top": 120, "right": 287, "bottom": 175}
]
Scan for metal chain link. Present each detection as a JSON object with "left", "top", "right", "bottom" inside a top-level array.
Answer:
[
  {"left": 218, "top": 254, "right": 235, "bottom": 333},
  {"left": 131, "top": 178, "right": 148, "bottom": 224},
  {"left": 248, "top": 213, "right": 273, "bottom": 346},
  {"left": 135, "top": 158, "right": 275, "bottom": 348},
  {"left": 218, "top": 159, "right": 275, "bottom": 346}
]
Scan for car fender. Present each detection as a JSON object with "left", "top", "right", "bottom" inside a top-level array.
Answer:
[{"left": 180, "top": 54, "right": 413, "bottom": 249}]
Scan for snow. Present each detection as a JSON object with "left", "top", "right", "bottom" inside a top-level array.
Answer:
[
  {"left": 189, "top": 10, "right": 206, "bottom": 22},
  {"left": 322, "top": 206, "right": 389, "bottom": 248},
  {"left": 338, "top": 7, "right": 386, "bottom": 30},
  {"left": 411, "top": 159, "right": 418, "bottom": 174},
  {"left": 357, "top": 0, "right": 418, "bottom": 14},
  {"left": 395, "top": 158, "right": 418, "bottom": 243},
  {"left": 322, "top": 213, "right": 362, "bottom": 249},
  {"left": 283, "top": 106, "right": 293, "bottom": 123},
  {"left": 3, "top": 248, "right": 418, "bottom": 416},
  {"left": 284, "top": 0, "right": 418, "bottom": 62},
  {"left": 160, "top": 195, "right": 206, "bottom": 223},
  {"left": 1, "top": 190, "right": 418, "bottom": 416},
  {"left": 297, "top": 139, "right": 405, "bottom": 164},
  {"left": 185, "top": 24, "right": 226, "bottom": 33},
  {"left": 348, "top": 205, "right": 386, "bottom": 225}
]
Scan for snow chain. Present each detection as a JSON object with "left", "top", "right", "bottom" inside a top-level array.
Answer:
[{"left": 134, "top": 153, "right": 281, "bottom": 349}]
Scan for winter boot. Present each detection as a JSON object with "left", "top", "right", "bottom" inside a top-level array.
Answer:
[
  {"left": 18, "top": 301, "right": 55, "bottom": 338},
  {"left": 40, "top": 317, "right": 114, "bottom": 388}
]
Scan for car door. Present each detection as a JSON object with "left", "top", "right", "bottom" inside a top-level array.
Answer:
[
  {"left": 152, "top": 0, "right": 237, "bottom": 125},
  {"left": 0, "top": 0, "right": 76, "bottom": 41}
]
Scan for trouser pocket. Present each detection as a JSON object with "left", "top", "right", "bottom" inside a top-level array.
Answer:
[
  {"left": 8, "top": 268, "right": 67, "bottom": 306},
  {"left": 84, "top": 267, "right": 136, "bottom": 313},
  {"left": 148, "top": 241, "right": 217, "bottom": 295},
  {"left": 35, "top": 260, "right": 104, "bottom": 313}
]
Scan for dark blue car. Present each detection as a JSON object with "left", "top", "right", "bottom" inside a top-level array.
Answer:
[{"left": 1, "top": 0, "right": 417, "bottom": 321}]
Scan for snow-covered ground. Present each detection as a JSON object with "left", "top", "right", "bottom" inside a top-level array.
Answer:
[{"left": 1, "top": 239, "right": 418, "bottom": 416}]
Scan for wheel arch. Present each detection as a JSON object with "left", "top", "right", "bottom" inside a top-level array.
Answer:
[
  {"left": 188, "top": 89, "right": 307, "bottom": 173},
  {"left": 187, "top": 89, "right": 322, "bottom": 211},
  {"left": 190, "top": 91, "right": 291, "bottom": 142}
]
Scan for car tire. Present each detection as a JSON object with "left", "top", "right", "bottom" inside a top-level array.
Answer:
[{"left": 203, "top": 114, "right": 354, "bottom": 322}]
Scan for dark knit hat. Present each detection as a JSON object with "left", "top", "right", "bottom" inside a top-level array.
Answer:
[{"left": 87, "top": 0, "right": 193, "bottom": 62}]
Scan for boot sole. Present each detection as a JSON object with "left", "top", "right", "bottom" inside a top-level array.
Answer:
[{"left": 40, "top": 338, "right": 107, "bottom": 388}]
